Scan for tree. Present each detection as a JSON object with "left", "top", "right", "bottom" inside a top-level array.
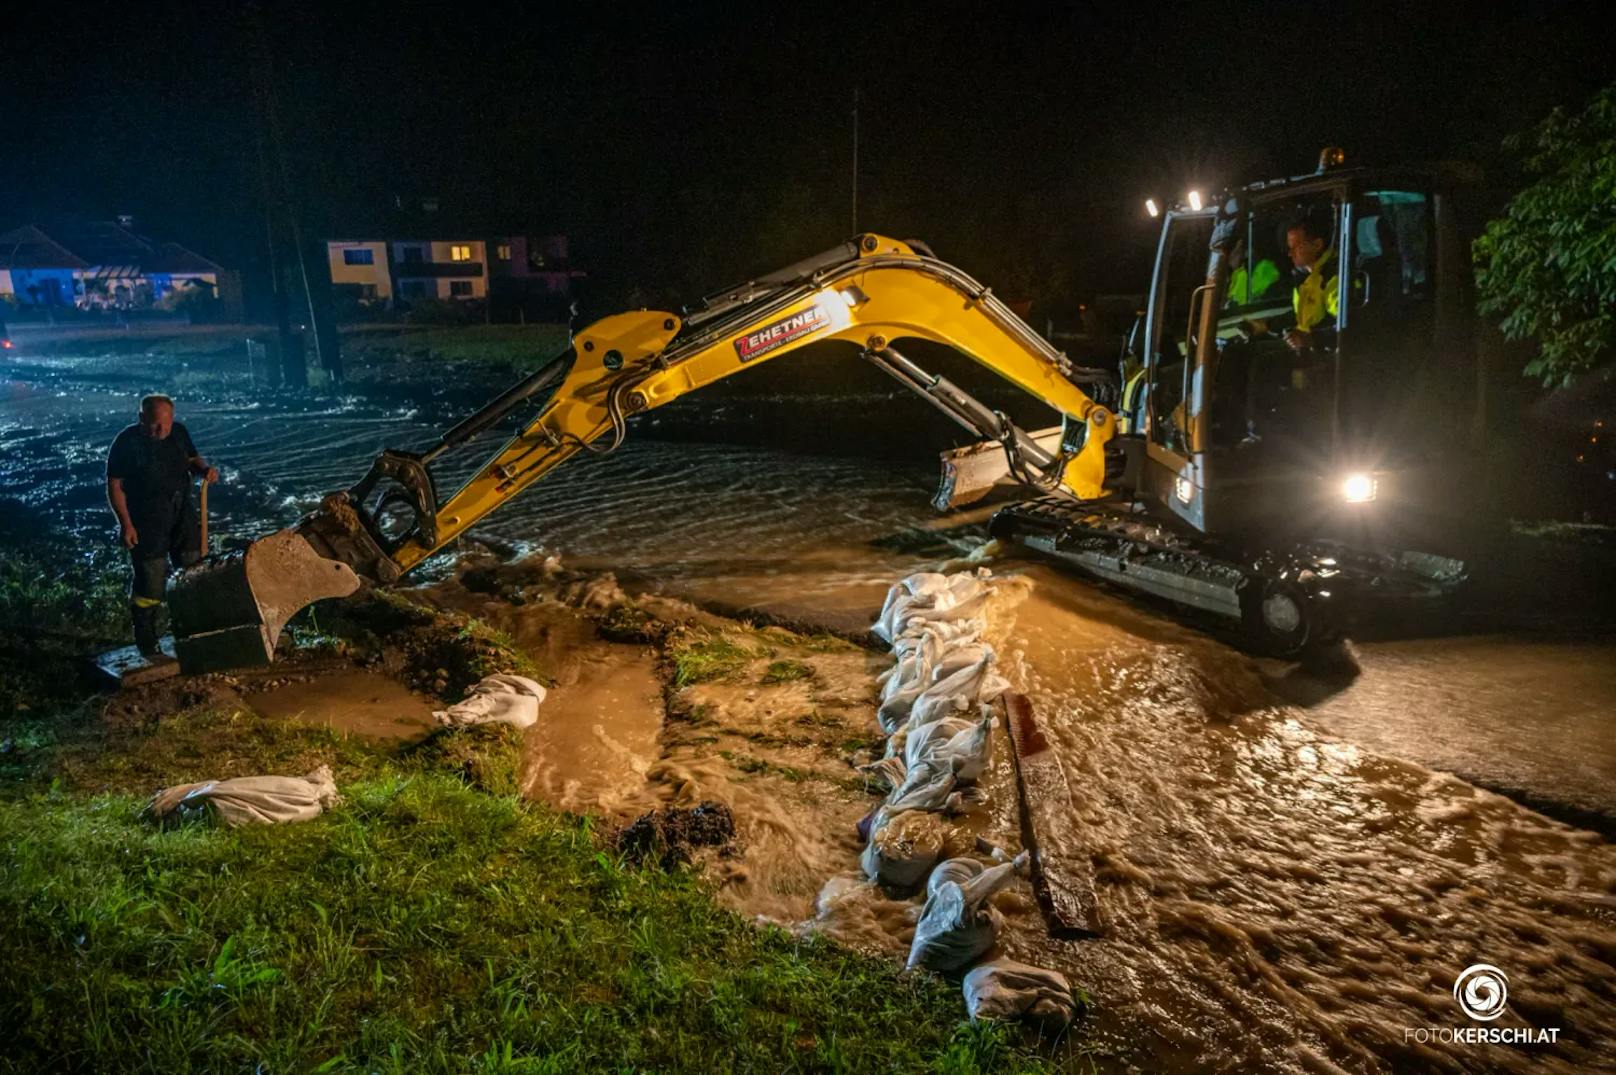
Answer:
[{"left": 1474, "top": 83, "right": 1616, "bottom": 386}]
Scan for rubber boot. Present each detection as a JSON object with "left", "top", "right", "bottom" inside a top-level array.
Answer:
[{"left": 132, "top": 602, "right": 162, "bottom": 657}]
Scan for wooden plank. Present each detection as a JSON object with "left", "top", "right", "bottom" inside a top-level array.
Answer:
[
  {"left": 1003, "top": 690, "right": 1102, "bottom": 939},
  {"left": 90, "top": 639, "right": 181, "bottom": 690}
]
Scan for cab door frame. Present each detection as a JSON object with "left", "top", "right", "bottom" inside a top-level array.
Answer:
[{"left": 1140, "top": 206, "right": 1218, "bottom": 532}]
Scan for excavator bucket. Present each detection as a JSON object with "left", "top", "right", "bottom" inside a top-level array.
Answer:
[
  {"left": 167, "top": 528, "right": 362, "bottom": 674},
  {"left": 933, "top": 427, "right": 1063, "bottom": 511}
]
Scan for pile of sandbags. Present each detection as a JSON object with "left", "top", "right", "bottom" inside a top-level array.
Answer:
[{"left": 851, "top": 569, "right": 1078, "bottom": 1029}]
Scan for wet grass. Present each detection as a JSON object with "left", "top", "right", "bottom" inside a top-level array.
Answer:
[
  {"left": 671, "top": 635, "right": 756, "bottom": 687},
  {"left": 341, "top": 324, "right": 572, "bottom": 382},
  {"left": 0, "top": 704, "right": 1047, "bottom": 1073},
  {"left": 761, "top": 658, "right": 815, "bottom": 684},
  {"left": 595, "top": 601, "right": 669, "bottom": 645},
  {"left": 0, "top": 533, "right": 130, "bottom": 717}
]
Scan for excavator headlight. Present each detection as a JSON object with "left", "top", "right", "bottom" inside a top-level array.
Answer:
[
  {"left": 1341, "top": 473, "right": 1377, "bottom": 503},
  {"left": 838, "top": 285, "right": 868, "bottom": 308},
  {"left": 1145, "top": 198, "right": 1160, "bottom": 218}
]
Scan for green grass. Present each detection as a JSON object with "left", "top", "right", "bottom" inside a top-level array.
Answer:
[
  {"left": 341, "top": 324, "right": 571, "bottom": 375},
  {"left": 0, "top": 536, "right": 130, "bottom": 716},
  {"left": 761, "top": 659, "right": 815, "bottom": 685},
  {"left": 671, "top": 635, "right": 756, "bottom": 687},
  {"left": 0, "top": 723, "right": 1048, "bottom": 1073}
]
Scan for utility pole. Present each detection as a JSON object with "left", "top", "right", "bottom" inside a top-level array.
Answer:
[
  {"left": 246, "top": 3, "right": 341, "bottom": 386},
  {"left": 248, "top": 11, "right": 303, "bottom": 389},
  {"left": 851, "top": 87, "right": 860, "bottom": 235}
]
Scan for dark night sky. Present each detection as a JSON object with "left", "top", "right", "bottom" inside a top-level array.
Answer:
[{"left": 3, "top": 1, "right": 1611, "bottom": 311}]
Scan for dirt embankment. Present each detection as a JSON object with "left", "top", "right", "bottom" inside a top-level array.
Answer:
[
  {"left": 74, "top": 550, "right": 904, "bottom": 929},
  {"left": 414, "top": 554, "right": 899, "bottom": 924}
]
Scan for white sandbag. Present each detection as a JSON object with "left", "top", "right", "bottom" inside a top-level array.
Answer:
[
  {"left": 860, "top": 808, "right": 946, "bottom": 889},
  {"left": 926, "top": 854, "right": 987, "bottom": 898},
  {"left": 884, "top": 725, "right": 910, "bottom": 760},
  {"left": 856, "top": 755, "right": 907, "bottom": 794},
  {"left": 146, "top": 764, "right": 340, "bottom": 828},
  {"left": 963, "top": 958, "right": 1079, "bottom": 1029},
  {"left": 433, "top": 672, "right": 547, "bottom": 729},
  {"left": 905, "top": 713, "right": 993, "bottom": 784},
  {"left": 904, "top": 649, "right": 1007, "bottom": 732},
  {"left": 885, "top": 756, "right": 963, "bottom": 814},
  {"left": 879, "top": 640, "right": 988, "bottom": 733},
  {"left": 873, "top": 569, "right": 996, "bottom": 643},
  {"left": 906, "top": 853, "right": 1027, "bottom": 971},
  {"left": 927, "top": 850, "right": 1028, "bottom": 898}
]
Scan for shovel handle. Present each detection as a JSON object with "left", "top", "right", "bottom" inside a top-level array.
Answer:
[{"left": 199, "top": 478, "right": 208, "bottom": 554}]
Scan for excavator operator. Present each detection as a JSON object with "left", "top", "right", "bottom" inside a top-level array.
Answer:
[{"left": 1283, "top": 213, "right": 1339, "bottom": 351}]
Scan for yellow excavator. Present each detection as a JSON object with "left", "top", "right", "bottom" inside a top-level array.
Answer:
[{"left": 170, "top": 157, "right": 1480, "bottom": 670}]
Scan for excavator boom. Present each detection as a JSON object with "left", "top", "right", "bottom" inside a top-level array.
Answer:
[{"left": 168, "top": 235, "right": 1118, "bottom": 672}]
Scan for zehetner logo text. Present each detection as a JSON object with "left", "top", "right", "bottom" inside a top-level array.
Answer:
[{"left": 1403, "top": 964, "right": 1561, "bottom": 1047}]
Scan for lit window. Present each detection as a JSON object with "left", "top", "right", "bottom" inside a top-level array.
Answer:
[
  {"left": 450, "top": 244, "right": 473, "bottom": 262},
  {"left": 496, "top": 243, "right": 511, "bottom": 261},
  {"left": 449, "top": 280, "right": 473, "bottom": 297},
  {"left": 342, "top": 248, "right": 374, "bottom": 265}
]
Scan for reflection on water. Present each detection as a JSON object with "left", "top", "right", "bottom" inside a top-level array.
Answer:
[{"left": 975, "top": 572, "right": 1616, "bottom": 1073}]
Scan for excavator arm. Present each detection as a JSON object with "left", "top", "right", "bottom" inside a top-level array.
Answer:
[{"left": 168, "top": 235, "right": 1117, "bottom": 671}]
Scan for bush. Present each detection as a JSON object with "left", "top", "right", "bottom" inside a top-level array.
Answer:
[{"left": 1474, "top": 82, "right": 1616, "bottom": 386}]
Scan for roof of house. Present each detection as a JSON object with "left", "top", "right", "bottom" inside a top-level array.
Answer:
[
  {"left": 0, "top": 221, "right": 224, "bottom": 274},
  {"left": 0, "top": 225, "right": 91, "bottom": 270},
  {"left": 48, "top": 219, "right": 156, "bottom": 269},
  {"left": 143, "top": 242, "right": 224, "bottom": 275}
]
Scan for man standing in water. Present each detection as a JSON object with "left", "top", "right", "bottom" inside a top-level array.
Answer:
[{"left": 105, "top": 394, "right": 218, "bottom": 657}]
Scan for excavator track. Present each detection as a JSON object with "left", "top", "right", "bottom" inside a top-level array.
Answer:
[{"left": 990, "top": 497, "right": 1466, "bottom": 656}]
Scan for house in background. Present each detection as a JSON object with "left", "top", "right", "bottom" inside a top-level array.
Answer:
[
  {"left": 324, "top": 214, "right": 583, "bottom": 321},
  {"left": 326, "top": 240, "right": 392, "bottom": 304},
  {"left": 0, "top": 218, "right": 239, "bottom": 319},
  {"left": 0, "top": 225, "right": 89, "bottom": 307},
  {"left": 389, "top": 238, "right": 488, "bottom": 302},
  {"left": 489, "top": 234, "right": 583, "bottom": 320}
]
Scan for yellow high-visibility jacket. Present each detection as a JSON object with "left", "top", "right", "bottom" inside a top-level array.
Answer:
[{"left": 1292, "top": 247, "right": 1339, "bottom": 332}]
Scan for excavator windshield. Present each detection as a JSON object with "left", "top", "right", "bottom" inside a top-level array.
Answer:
[{"left": 1209, "top": 192, "right": 1342, "bottom": 452}]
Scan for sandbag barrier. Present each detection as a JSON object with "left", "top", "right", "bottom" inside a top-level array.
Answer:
[{"left": 853, "top": 569, "right": 1080, "bottom": 1029}]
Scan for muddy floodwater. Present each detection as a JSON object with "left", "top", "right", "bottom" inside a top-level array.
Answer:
[{"left": 5, "top": 352, "right": 1616, "bottom": 1072}]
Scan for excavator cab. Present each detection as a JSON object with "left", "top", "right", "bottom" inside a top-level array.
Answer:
[{"left": 1135, "top": 163, "right": 1480, "bottom": 559}]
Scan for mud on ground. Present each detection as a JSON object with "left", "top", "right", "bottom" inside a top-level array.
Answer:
[{"left": 416, "top": 553, "right": 899, "bottom": 924}]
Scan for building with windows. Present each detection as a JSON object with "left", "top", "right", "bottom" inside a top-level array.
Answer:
[
  {"left": 0, "top": 220, "right": 236, "bottom": 316},
  {"left": 389, "top": 239, "right": 488, "bottom": 302},
  {"left": 323, "top": 230, "right": 582, "bottom": 318},
  {"left": 326, "top": 240, "right": 391, "bottom": 304}
]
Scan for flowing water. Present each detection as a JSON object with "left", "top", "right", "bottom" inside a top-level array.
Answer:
[{"left": 5, "top": 352, "right": 1615, "bottom": 1072}]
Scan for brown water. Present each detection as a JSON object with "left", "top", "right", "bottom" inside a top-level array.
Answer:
[
  {"left": 249, "top": 669, "right": 437, "bottom": 740},
  {"left": 970, "top": 571, "right": 1616, "bottom": 1073}
]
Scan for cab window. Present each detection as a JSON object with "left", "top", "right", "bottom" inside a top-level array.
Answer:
[
  {"left": 1149, "top": 213, "right": 1215, "bottom": 453},
  {"left": 1351, "top": 189, "right": 1433, "bottom": 336}
]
